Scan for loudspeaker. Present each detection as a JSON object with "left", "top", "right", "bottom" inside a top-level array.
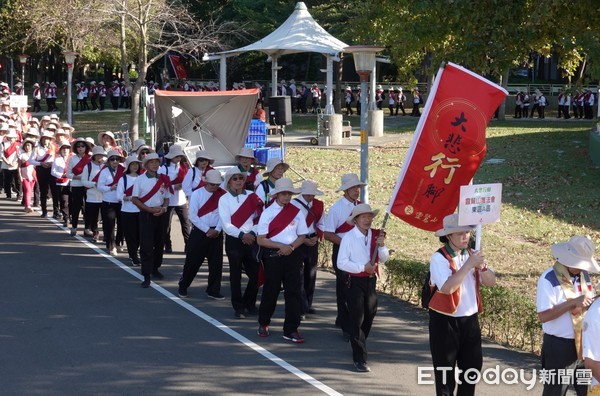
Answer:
[{"left": 268, "top": 96, "right": 292, "bottom": 125}]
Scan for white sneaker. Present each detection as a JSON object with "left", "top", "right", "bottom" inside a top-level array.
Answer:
[{"left": 110, "top": 248, "right": 118, "bottom": 256}]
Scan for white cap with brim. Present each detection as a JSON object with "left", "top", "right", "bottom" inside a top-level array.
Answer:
[
  {"left": 91, "top": 146, "right": 107, "bottom": 158},
  {"left": 269, "top": 178, "right": 300, "bottom": 196},
  {"left": 346, "top": 203, "right": 380, "bottom": 225},
  {"left": 26, "top": 128, "right": 40, "bottom": 138},
  {"left": 71, "top": 137, "right": 92, "bottom": 152},
  {"left": 205, "top": 169, "right": 223, "bottom": 184},
  {"left": 235, "top": 147, "right": 257, "bottom": 163},
  {"left": 195, "top": 149, "right": 215, "bottom": 164},
  {"left": 336, "top": 173, "right": 366, "bottom": 192},
  {"left": 106, "top": 149, "right": 125, "bottom": 161},
  {"left": 263, "top": 158, "right": 289, "bottom": 176},
  {"left": 551, "top": 235, "right": 599, "bottom": 273},
  {"left": 5, "top": 129, "right": 18, "bottom": 139},
  {"left": 142, "top": 153, "right": 161, "bottom": 169},
  {"left": 125, "top": 155, "right": 142, "bottom": 170},
  {"left": 165, "top": 145, "right": 185, "bottom": 160},
  {"left": 224, "top": 166, "right": 246, "bottom": 186},
  {"left": 131, "top": 139, "right": 146, "bottom": 152},
  {"left": 434, "top": 214, "right": 475, "bottom": 237},
  {"left": 299, "top": 180, "right": 323, "bottom": 196},
  {"left": 98, "top": 131, "right": 116, "bottom": 143}
]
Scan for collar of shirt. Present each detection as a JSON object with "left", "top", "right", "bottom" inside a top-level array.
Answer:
[
  {"left": 145, "top": 172, "right": 158, "bottom": 179},
  {"left": 227, "top": 188, "right": 247, "bottom": 197},
  {"left": 444, "top": 243, "right": 468, "bottom": 258}
]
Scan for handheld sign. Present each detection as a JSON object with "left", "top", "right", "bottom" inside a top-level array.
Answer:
[
  {"left": 458, "top": 183, "right": 502, "bottom": 250},
  {"left": 10, "top": 95, "right": 28, "bottom": 110}
]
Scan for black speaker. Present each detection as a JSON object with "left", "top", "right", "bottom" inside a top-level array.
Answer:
[{"left": 268, "top": 96, "right": 292, "bottom": 125}]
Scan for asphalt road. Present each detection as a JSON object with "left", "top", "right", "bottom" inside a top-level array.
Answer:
[{"left": 1, "top": 198, "right": 546, "bottom": 395}]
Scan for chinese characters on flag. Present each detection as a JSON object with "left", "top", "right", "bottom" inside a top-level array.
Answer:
[
  {"left": 168, "top": 54, "right": 188, "bottom": 80},
  {"left": 387, "top": 62, "right": 507, "bottom": 231}
]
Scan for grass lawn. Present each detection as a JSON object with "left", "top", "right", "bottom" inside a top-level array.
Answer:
[{"left": 70, "top": 109, "right": 600, "bottom": 298}]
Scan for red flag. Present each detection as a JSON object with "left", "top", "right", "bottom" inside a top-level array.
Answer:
[
  {"left": 168, "top": 55, "right": 188, "bottom": 80},
  {"left": 387, "top": 62, "right": 507, "bottom": 231}
]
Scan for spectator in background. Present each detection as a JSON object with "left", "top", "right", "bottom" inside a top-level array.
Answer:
[
  {"left": 311, "top": 83, "right": 321, "bottom": 113},
  {"left": 395, "top": 87, "right": 407, "bottom": 116},
  {"left": 252, "top": 101, "right": 266, "bottom": 123},
  {"left": 411, "top": 88, "right": 422, "bottom": 117}
]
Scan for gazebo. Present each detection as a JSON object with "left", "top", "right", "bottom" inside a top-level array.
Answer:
[{"left": 204, "top": 2, "right": 348, "bottom": 115}]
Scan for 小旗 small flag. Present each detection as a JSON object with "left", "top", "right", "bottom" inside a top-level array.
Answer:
[
  {"left": 168, "top": 54, "right": 188, "bottom": 80},
  {"left": 387, "top": 62, "right": 507, "bottom": 231}
]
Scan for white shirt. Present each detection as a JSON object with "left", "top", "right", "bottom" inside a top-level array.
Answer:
[
  {"left": 97, "top": 165, "right": 123, "bottom": 203},
  {"left": 82, "top": 162, "right": 104, "bottom": 203},
  {"left": 182, "top": 166, "right": 207, "bottom": 198},
  {"left": 257, "top": 201, "right": 309, "bottom": 244},
  {"left": 291, "top": 196, "right": 324, "bottom": 235},
  {"left": 117, "top": 174, "right": 140, "bottom": 213},
  {"left": 323, "top": 196, "right": 358, "bottom": 238},
  {"left": 537, "top": 267, "right": 588, "bottom": 339},
  {"left": 30, "top": 145, "right": 54, "bottom": 166},
  {"left": 583, "top": 298, "right": 600, "bottom": 386},
  {"left": 1, "top": 141, "right": 19, "bottom": 170},
  {"left": 132, "top": 172, "right": 169, "bottom": 208},
  {"left": 66, "top": 155, "right": 89, "bottom": 187},
  {"left": 255, "top": 179, "right": 275, "bottom": 207},
  {"left": 158, "top": 163, "right": 187, "bottom": 206},
  {"left": 189, "top": 187, "right": 223, "bottom": 233},
  {"left": 50, "top": 155, "right": 70, "bottom": 186},
  {"left": 337, "top": 226, "right": 389, "bottom": 274},
  {"left": 219, "top": 190, "right": 260, "bottom": 237},
  {"left": 19, "top": 151, "right": 35, "bottom": 180},
  {"left": 430, "top": 248, "right": 479, "bottom": 317}
]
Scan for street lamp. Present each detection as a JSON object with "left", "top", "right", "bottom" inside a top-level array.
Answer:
[
  {"left": 18, "top": 54, "right": 29, "bottom": 94},
  {"left": 64, "top": 51, "right": 78, "bottom": 125},
  {"left": 345, "top": 45, "right": 384, "bottom": 203}
]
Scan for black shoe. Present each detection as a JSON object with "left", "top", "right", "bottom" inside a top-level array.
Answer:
[
  {"left": 53, "top": 213, "right": 61, "bottom": 219},
  {"left": 141, "top": 276, "right": 151, "bottom": 288},
  {"left": 62, "top": 219, "right": 68, "bottom": 227},
  {"left": 206, "top": 292, "right": 225, "bottom": 300},
  {"left": 245, "top": 306, "right": 258, "bottom": 316},
  {"left": 130, "top": 257, "right": 141, "bottom": 266},
  {"left": 40, "top": 212, "right": 48, "bottom": 218},
  {"left": 178, "top": 287, "right": 188, "bottom": 298},
  {"left": 234, "top": 309, "right": 246, "bottom": 319},
  {"left": 354, "top": 361, "right": 370, "bottom": 372},
  {"left": 152, "top": 270, "right": 165, "bottom": 280},
  {"left": 164, "top": 246, "right": 173, "bottom": 254},
  {"left": 307, "top": 308, "right": 317, "bottom": 314}
]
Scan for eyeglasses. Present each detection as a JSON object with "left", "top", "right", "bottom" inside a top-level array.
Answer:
[
  {"left": 139, "top": 151, "right": 149, "bottom": 155},
  {"left": 109, "top": 157, "right": 120, "bottom": 161},
  {"left": 206, "top": 182, "right": 220, "bottom": 187},
  {"left": 230, "top": 176, "right": 244, "bottom": 181},
  {"left": 76, "top": 144, "right": 86, "bottom": 148}
]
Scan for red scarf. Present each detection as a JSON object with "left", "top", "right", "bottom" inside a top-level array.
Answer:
[
  {"left": 305, "top": 199, "right": 324, "bottom": 239},
  {"left": 192, "top": 165, "right": 215, "bottom": 192},
  {"left": 197, "top": 188, "right": 226, "bottom": 217},
  {"left": 107, "top": 165, "right": 125, "bottom": 187},
  {"left": 267, "top": 204, "right": 300, "bottom": 238},
  {"left": 171, "top": 163, "right": 189, "bottom": 185},
  {"left": 138, "top": 174, "right": 172, "bottom": 203},
  {"left": 3, "top": 142, "right": 18, "bottom": 158},
  {"left": 230, "top": 193, "right": 263, "bottom": 228},
  {"left": 54, "top": 154, "right": 72, "bottom": 184},
  {"left": 72, "top": 154, "right": 91, "bottom": 176}
]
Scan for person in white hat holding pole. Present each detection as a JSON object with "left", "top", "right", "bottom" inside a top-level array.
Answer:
[
  {"left": 256, "top": 178, "right": 308, "bottom": 343},
  {"left": 178, "top": 169, "right": 226, "bottom": 299},
  {"left": 537, "top": 235, "right": 598, "bottom": 395}
]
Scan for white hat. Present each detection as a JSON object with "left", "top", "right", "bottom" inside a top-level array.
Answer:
[
  {"left": 45, "top": 123, "right": 57, "bottom": 131},
  {"left": 142, "top": 152, "right": 161, "bottom": 169},
  {"left": 269, "top": 178, "right": 300, "bottom": 196},
  {"left": 263, "top": 158, "right": 289, "bottom": 176},
  {"left": 136, "top": 145, "right": 152, "bottom": 154},
  {"left": 85, "top": 137, "right": 96, "bottom": 146},
  {"left": 336, "top": 173, "right": 366, "bottom": 192},
  {"left": 195, "top": 149, "right": 215, "bottom": 164},
  {"left": 551, "top": 236, "right": 599, "bottom": 273},
  {"left": 21, "top": 139, "right": 36, "bottom": 150},
  {"left": 299, "top": 180, "right": 324, "bottom": 196},
  {"left": 91, "top": 146, "right": 107, "bottom": 158},
  {"left": 26, "top": 128, "right": 40, "bottom": 138},
  {"left": 49, "top": 113, "right": 59, "bottom": 120},
  {"left": 224, "top": 166, "right": 246, "bottom": 186},
  {"left": 71, "top": 137, "right": 92, "bottom": 152},
  {"left": 41, "top": 115, "right": 51, "bottom": 122},
  {"left": 0, "top": 122, "right": 8, "bottom": 130},
  {"left": 205, "top": 169, "right": 223, "bottom": 185},
  {"left": 125, "top": 155, "right": 142, "bottom": 170},
  {"left": 346, "top": 203, "right": 380, "bottom": 224},
  {"left": 377, "top": 85, "right": 382, "bottom": 90},
  {"left": 131, "top": 138, "right": 146, "bottom": 152},
  {"left": 434, "top": 214, "right": 475, "bottom": 237},
  {"left": 58, "top": 141, "right": 71, "bottom": 150},
  {"left": 5, "top": 129, "right": 18, "bottom": 139},
  {"left": 235, "top": 147, "right": 257, "bottom": 163},
  {"left": 61, "top": 122, "right": 74, "bottom": 132},
  {"left": 33, "top": 83, "right": 40, "bottom": 88},
  {"left": 40, "top": 130, "right": 55, "bottom": 139},
  {"left": 55, "top": 128, "right": 69, "bottom": 137},
  {"left": 29, "top": 117, "right": 40, "bottom": 125},
  {"left": 106, "top": 149, "right": 125, "bottom": 161},
  {"left": 289, "top": 79, "right": 296, "bottom": 84},
  {"left": 165, "top": 145, "right": 185, "bottom": 159},
  {"left": 97, "top": 131, "right": 116, "bottom": 143}
]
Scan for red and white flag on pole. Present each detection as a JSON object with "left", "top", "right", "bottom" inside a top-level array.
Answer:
[
  {"left": 387, "top": 62, "right": 507, "bottom": 231},
  {"left": 168, "top": 54, "right": 188, "bottom": 80}
]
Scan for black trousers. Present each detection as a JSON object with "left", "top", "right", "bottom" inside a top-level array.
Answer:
[
  {"left": 121, "top": 211, "right": 140, "bottom": 261},
  {"left": 85, "top": 201, "right": 101, "bottom": 233},
  {"left": 70, "top": 186, "right": 86, "bottom": 229},
  {"left": 36, "top": 166, "right": 51, "bottom": 214},
  {"left": 224, "top": 235, "right": 259, "bottom": 312},
  {"left": 165, "top": 204, "right": 191, "bottom": 250},
  {"left": 540, "top": 333, "right": 587, "bottom": 396},
  {"left": 139, "top": 211, "right": 167, "bottom": 276},
  {"left": 429, "top": 310, "right": 482, "bottom": 396},
  {"left": 258, "top": 250, "right": 302, "bottom": 335},
  {"left": 51, "top": 183, "right": 70, "bottom": 221},
  {"left": 33, "top": 99, "right": 41, "bottom": 112},
  {"left": 2, "top": 169, "right": 20, "bottom": 199},
  {"left": 299, "top": 242, "right": 318, "bottom": 313},
  {"left": 332, "top": 244, "right": 350, "bottom": 332},
  {"left": 111, "top": 96, "right": 119, "bottom": 110},
  {"left": 395, "top": 102, "right": 406, "bottom": 115},
  {"left": 344, "top": 275, "right": 377, "bottom": 364},
  {"left": 101, "top": 201, "right": 122, "bottom": 251},
  {"left": 99, "top": 97, "right": 106, "bottom": 110},
  {"left": 179, "top": 227, "right": 224, "bottom": 295}
]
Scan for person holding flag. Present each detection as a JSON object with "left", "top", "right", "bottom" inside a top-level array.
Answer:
[
  {"left": 337, "top": 203, "right": 389, "bottom": 373},
  {"left": 97, "top": 150, "right": 126, "bottom": 256},
  {"left": 256, "top": 178, "right": 308, "bottom": 343},
  {"left": 323, "top": 173, "right": 365, "bottom": 341},
  {"left": 178, "top": 169, "right": 226, "bottom": 300}
]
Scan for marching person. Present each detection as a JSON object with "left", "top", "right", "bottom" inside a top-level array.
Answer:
[
  {"left": 159, "top": 145, "right": 191, "bottom": 253},
  {"left": 323, "top": 173, "right": 365, "bottom": 340},
  {"left": 395, "top": 87, "right": 407, "bottom": 116},
  {"left": 98, "top": 81, "right": 107, "bottom": 111},
  {"left": 182, "top": 149, "right": 215, "bottom": 198},
  {"left": 1, "top": 128, "right": 22, "bottom": 202},
  {"left": 31, "top": 130, "right": 55, "bottom": 217},
  {"left": 50, "top": 142, "right": 72, "bottom": 227},
  {"left": 32, "top": 83, "right": 42, "bottom": 113},
  {"left": 89, "top": 81, "right": 98, "bottom": 111},
  {"left": 18, "top": 139, "right": 36, "bottom": 213},
  {"left": 411, "top": 88, "right": 422, "bottom": 116},
  {"left": 81, "top": 146, "right": 106, "bottom": 240},
  {"left": 255, "top": 158, "right": 289, "bottom": 207},
  {"left": 97, "top": 150, "right": 126, "bottom": 256},
  {"left": 131, "top": 153, "right": 171, "bottom": 288},
  {"left": 178, "top": 169, "right": 226, "bottom": 299},
  {"left": 256, "top": 178, "right": 308, "bottom": 343},
  {"left": 117, "top": 156, "right": 142, "bottom": 265},
  {"left": 291, "top": 180, "right": 325, "bottom": 316},
  {"left": 428, "top": 214, "right": 496, "bottom": 396},
  {"left": 67, "top": 138, "right": 93, "bottom": 237},
  {"left": 110, "top": 80, "right": 120, "bottom": 110},
  {"left": 337, "top": 204, "right": 389, "bottom": 372},
  {"left": 218, "top": 167, "right": 264, "bottom": 319},
  {"left": 97, "top": 131, "right": 124, "bottom": 157},
  {"left": 583, "top": 285, "right": 600, "bottom": 395},
  {"left": 235, "top": 148, "right": 261, "bottom": 191},
  {"left": 537, "top": 235, "right": 597, "bottom": 396}
]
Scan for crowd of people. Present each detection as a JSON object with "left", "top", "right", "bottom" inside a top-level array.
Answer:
[{"left": 514, "top": 88, "right": 597, "bottom": 119}]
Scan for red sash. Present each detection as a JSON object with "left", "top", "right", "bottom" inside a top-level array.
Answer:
[
  {"left": 72, "top": 154, "right": 91, "bottom": 176},
  {"left": 171, "top": 163, "right": 189, "bottom": 185},
  {"left": 54, "top": 154, "right": 72, "bottom": 184},
  {"left": 138, "top": 174, "right": 172, "bottom": 203},
  {"left": 124, "top": 185, "right": 134, "bottom": 196},
  {"left": 20, "top": 160, "right": 30, "bottom": 168},
  {"left": 334, "top": 200, "right": 361, "bottom": 234},
  {"left": 267, "top": 204, "right": 300, "bottom": 238},
  {"left": 353, "top": 229, "right": 381, "bottom": 277},
  {"left": 197, "top": 188, "right": 226, "bottom": 217},
  {"left": 192, "top": 165, "right": 215, "bottom": 192},
  {"left": 92, "top": 164, "right": 107, "bottom": 183},
  {"left": 107, "top": 165, "right": 125, "bottom": 187},
  {"left": 230, "top": 193, "right": 263, "bottom": 228},
  {"left": 240, "top": 165, "right": 259, "bottom": 190},
  {"left": 37, "top": 146, "right": 53, "bottom": 164},
  {"left": 305, "top": 199, "right": 324, "bottom": 239},
  {"left": 3, "top": 142, "right": 18, "bottom": 158}
]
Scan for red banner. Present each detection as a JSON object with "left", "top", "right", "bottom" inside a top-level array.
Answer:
[
  {"left": 168, "top": 55, "right": 188, "bottom": 80},
  {"left": 387, "top": 62, "right": 507, "bottom": 231}
]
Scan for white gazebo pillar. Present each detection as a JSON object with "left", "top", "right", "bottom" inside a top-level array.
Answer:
[{"left": 219, "top": 55, "right": 227, "bottom": 91}]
